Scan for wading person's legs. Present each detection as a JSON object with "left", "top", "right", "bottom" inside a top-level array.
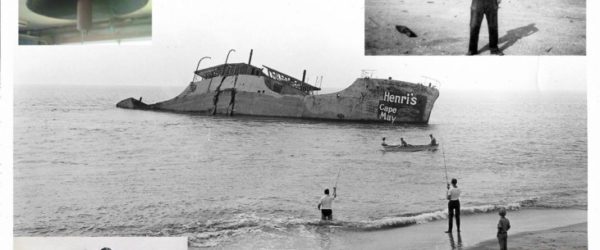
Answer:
[{"left": 322, "top": 209, "right": 332, "bottom": 221}]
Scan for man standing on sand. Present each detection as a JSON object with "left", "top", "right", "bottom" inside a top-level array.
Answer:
[
  {"left": 468, "top": 0, "right": 504, "bottom": 55},
  {"left": 445, "top": 178, "right": 461, "bottom": 233},
  {"left": 318, "top": 187, "right": 337, "bottom": 220},
  {"left": 497, "top": 208, "right": 511, "bottom": 250}
]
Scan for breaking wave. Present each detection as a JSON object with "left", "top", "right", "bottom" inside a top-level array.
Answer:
[
  {"left": 14, "top": 197, "right": 579, "bottom": 248},
  {"left": 182, "top": 199, "right": 559, "bottom": 247}
]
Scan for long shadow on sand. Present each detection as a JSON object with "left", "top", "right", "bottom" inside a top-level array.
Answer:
[
  {"left": 478, "top": 23, "right": 539, "bottom": 54},
  {"left": 448, "top": 232, "right": 463, "bottom": 250}
]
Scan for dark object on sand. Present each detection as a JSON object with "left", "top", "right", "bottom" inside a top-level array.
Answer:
[{"left": 396, "top": 25, "right": 417, "bottom": 38}]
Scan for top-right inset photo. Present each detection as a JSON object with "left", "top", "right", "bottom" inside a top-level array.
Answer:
[{"left": 365, "top": 0, "right": 586, "bottom": 55}]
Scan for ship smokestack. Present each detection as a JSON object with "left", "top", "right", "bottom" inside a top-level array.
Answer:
[
  {"left": 302, "top": 70, "right": 306, "bottom": 83},
  {"left": 248, "top": 49, "right": 253, "bottom": 65}
]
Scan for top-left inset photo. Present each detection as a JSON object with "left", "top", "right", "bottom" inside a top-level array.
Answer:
[{"left": 19, "top": 0, "right": 152, "bottom": 45}]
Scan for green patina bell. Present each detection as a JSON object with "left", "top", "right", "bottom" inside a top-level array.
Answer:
[{"left": 26, "top": 0, "right": 148, "bottom": 20}]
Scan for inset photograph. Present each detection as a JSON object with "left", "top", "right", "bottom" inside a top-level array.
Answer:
[
  {"left": 19, "top": 0, "right": 152, "bottom": 45},
  {"left": 365, "top": 0, "right": 586, "bottom": 55}
]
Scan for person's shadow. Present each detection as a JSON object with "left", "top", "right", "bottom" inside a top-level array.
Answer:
[
  {"left": 479, "top": 23, "right": 539, "bottom": 54},
  {"left": 316, "top": 226, "right": 333, "bottom": 249},
  {"left": 448, "top": 231, "right": 463, "bottom": 250}
]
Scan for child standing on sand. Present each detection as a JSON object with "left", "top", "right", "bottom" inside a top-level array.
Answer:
[{"left": 497, "top": 208, "right": 511, "bottom": 250}]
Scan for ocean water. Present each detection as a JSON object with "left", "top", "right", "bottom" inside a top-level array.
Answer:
[{"left": 13, "top": 84, "right": 587, "bottom": 248}]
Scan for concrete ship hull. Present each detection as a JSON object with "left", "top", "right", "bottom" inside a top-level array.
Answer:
[{"left": 117, "top": 65, "right": 439, "bottom": 124}]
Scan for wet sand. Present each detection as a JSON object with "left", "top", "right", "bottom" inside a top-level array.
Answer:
[
  {"left": 332, "top": 209, "right": 586, "bottom": 249},
  {"left": 467, "top": 222, "right": 587, "bottom": 250},
  {"left": 219, "top": 209, "right": 587, "bottom": 249},
  {"left": 365, "top": 0, "right": 586, "bottom": 55}
]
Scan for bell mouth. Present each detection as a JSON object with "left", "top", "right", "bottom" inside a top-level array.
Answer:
[{"left": 26, "top": 0, "right": 149, "bottom": 20}]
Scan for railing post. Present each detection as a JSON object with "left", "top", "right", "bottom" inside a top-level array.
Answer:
[{"left": 192, "top": 56, "right": 211, "bottom": 82}]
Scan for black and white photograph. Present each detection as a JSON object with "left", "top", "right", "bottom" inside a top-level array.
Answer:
[
  {"left": 1, "top": 0, "right": 598, "bottom": 249},
  {"left": 365, "top": 0, "right": 586, "bottom": 55}
]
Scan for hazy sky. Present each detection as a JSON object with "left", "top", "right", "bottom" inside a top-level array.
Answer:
[{"left": 13, "top": 0, "right": 586, "bottom": 92}]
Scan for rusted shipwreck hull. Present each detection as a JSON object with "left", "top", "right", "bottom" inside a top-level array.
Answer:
[{"left": 117, "top": 62, "right": 439, "bottom": 124}]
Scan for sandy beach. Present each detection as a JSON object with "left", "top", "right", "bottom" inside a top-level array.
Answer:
[
  {"left": 324, "top": 209, "right": 587, "bottom": 249},
  {"left": 365, "top": 0, "right": 586, "bottom": 55},
  {"left": 467, "top": 222, "right": 587, "bottom": 250}
]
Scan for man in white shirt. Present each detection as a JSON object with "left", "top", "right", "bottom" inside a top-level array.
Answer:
[
  {"left": 317, "top": 187, "right": 337, "bottom": 220},
  {"left": 445, "top": 178, "right": 461, "bottom": 233},
  {"left": 381, "top": 137, "right": 388, "bottom": 146}
]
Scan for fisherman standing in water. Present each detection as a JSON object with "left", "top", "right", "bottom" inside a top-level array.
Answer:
[
  {"left": 445, "top": 178, "right": 461, "bottom": 233},
  {"left": 318, "top": 187, "right": 337, "bottom": 220}
]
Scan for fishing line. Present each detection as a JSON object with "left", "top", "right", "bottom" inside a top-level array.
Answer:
[
  {"left": 400, "top": 124, "right": 404, "bottom": 138},
  {"left": 441, "top": 137, "right": 449, "bottom": 184}
]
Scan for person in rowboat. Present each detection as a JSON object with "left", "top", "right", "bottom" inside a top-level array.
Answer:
[
  {"left": 400, "top": 138, "right": 409, "bottom": 147},
  {"left": 318, "top": 187, "right": 337, "bottom": 220},
  {"left": 381, "top": 137, "right": 388, "bottom": 146},
  {"left": 429, "top": 134, "right": 438, "bottom": 146}
]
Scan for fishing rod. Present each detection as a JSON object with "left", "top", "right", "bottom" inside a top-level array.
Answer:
[{"left": 334, "top": 166, "right": 342, "bottom": 188}]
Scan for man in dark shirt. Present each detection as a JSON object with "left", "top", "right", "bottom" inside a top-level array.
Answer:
[
  {"left": 429, "top": 134, "right": 438, "bottom": 146},
  {"left": 497, "top": 208, "right": 511, "bottom": 250},
  {"left": 468, "top": 0, "right": 504, "bottom": 55}
]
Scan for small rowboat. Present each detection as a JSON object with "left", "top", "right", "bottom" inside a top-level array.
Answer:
[{"left": 382, "top": 144, "right": 439, "bottom": 152}]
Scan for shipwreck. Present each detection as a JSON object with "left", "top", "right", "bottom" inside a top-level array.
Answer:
[{"left": 116, "top": 50, "right": 440, "bottom": 124}]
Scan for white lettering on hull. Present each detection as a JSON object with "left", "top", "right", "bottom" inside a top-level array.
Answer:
[
  {"left": 383, "top": 91, "right": 418, "bottom": 105},
  {"left": 378, "top": 91, "right": 423, "bottom": 122},
  {"left": 379, "top": 111, "right": 397, "bottom": 123}
]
